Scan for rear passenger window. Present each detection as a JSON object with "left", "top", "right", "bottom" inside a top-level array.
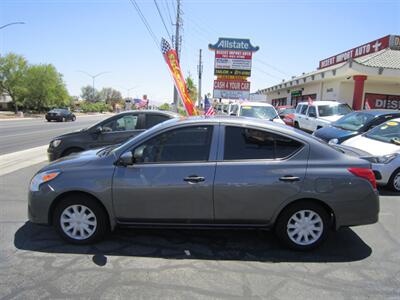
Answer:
[
  {"left": 224, "top": 126, "right": 303, "bottom": 160},
  {"left": 145, "top": 114, "right": 170, "bottom": 128}
]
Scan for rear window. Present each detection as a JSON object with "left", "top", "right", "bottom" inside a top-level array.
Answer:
[{"left": 318, "top": 103, "right": 352, "bottom": 117}]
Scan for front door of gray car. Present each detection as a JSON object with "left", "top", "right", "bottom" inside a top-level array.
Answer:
[
  {"left": 213, "top": 125, "right": 308, "bottom": 224},
  {"left": 112, "top": 125, "right": 217, "bottom": 222}
]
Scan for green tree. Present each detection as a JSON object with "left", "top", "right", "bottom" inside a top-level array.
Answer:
[
  {"left": 23, "top": 64, "right": 70, "bottom": 111},
  {"left": 80, "top": 85, "right": 99, "bottom": 102},
  {"left": 98, "top": 87, "right": 123, "bottom": 110},
  {"left": 158, "top": 103, "right": 170, "bottom": 111},
  {"left": 185, "top": 74, "right": 197, "bottom": 104},
  {"left": 0, "top": 53, "right": 28, "bottom": 113}
]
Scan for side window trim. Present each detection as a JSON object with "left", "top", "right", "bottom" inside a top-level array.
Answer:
[{"left": 218, "top": 124, "right": 305, "bottom": 162}]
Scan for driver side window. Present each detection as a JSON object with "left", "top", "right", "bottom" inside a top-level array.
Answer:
[
  {"left": 133, "top": 126, "right": 213, "bottom": 163},
  {"left": 102, "top": 115, "right": 138, "bottom": 132}
]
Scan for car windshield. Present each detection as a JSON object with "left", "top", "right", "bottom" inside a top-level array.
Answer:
[
  {"left": 333, "top": 112, "right": 374, "bottom": 131},
  {"left": 365, "top": 120, "right": 400, "bottom": 145},
  {"left": 318, "top": 104, "right": 352, "bottom": 117},
  {"left": 49, "top": 109, "right": 62, "bottom": 113},
  {"left": 240, "top": 106, "right": 278, "bottom": 120}
]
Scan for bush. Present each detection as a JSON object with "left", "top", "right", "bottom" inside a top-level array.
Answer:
[{"left": 79, "top": 101, "right": 112, "bottom": 113}]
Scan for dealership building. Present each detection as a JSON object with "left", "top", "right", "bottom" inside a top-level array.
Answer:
[{"left": 259, "top": 35, "right": 400, "bottom": 110}]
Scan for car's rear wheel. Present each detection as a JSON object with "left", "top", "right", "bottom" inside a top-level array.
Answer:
[
  {"left": 62, "top": 117, "right": 66, "bottom": 122},
  {"left": 388, "top": 168, "right": 400, "bottom": 192},
  {"left": 53, "top": 195, "right": 109, "bottom": 244},
  {"left": 275, "top": 201, "right": 330, "bottom": 250},
  {"left": 71, "top": 115, "right": 76, "bottom": 121}
]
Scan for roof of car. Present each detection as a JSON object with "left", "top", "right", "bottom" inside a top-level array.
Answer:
[
  {"left": 297, "top": 101, "right": 346, "bottom": 106},
  {"left": 238, "top": 101, "right": 273, "bottom": 107},
  {"left": 115, "top": 110, "right": 180, "bottom": 117},
  {"left": 353, "top": 109, "right": 400, "bottom": 117}
]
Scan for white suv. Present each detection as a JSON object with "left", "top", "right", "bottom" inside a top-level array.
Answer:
[
  {"left": 230, "top": 102, "right": 285, "bottom": 124},
  {"left": 294, "top": 101, "right": 352, "bottom": 132}
]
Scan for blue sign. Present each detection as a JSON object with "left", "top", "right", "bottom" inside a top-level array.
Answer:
[{"left": 209, "top": 37, "right": 259, "bottom": 52}]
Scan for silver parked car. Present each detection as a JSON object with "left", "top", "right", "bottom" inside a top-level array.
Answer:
[{"left": 28, "top": 116, "right": 379, "bottom": 250}]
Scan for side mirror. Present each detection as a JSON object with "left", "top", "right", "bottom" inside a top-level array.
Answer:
[
  {"left": 93, "top": 126, "right": 103, "bottom": 134},
  {"left": 117, "top": 151, "right": 134, "bottom": 166},
  {"left": 133, "top": 146, "right": 145, "bottom": 163}
]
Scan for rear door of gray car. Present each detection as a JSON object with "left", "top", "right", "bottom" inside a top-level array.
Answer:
[
  {"left": 213, "top": 124, "right": 309, "bottom": 224},
  {"left": 112, "top": 124, "right": 218, "bottom": 222}
]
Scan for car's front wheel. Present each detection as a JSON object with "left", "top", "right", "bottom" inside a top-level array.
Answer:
[
  {"left": 388, "top": 168, "right": 400, "bottom": 192},
  {"left": 53, "top": 195, "right": 109, "bottom": 244},
  {"left": 275, "top": 201, "right": 330, "bottom": 250}
]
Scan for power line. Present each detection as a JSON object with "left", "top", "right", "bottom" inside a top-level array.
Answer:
[
  {"left": 254, "top": 58, "right": 291, "bottom": 77},
  {"left": 153, "top": 0, "right": 172, "bottom": 42},
  {"left": 128, "top": 0, "right": 160, "bottom": 50},
  {"left": 164, "top": 0, "right": 174, "bottom": 25}
]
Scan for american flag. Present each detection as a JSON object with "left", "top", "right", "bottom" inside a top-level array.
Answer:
[
  {"left": 161, "top": 38, "right": 172, "bottom": 55},
  {"left": 134, "top": 98, "right": 148, "bottom": 109},
  {"left": 204, "top": 96, "right": 215, "bottom": 116},
  {"left": 364, "top": 99, "right": 371, "bottom": 110}
]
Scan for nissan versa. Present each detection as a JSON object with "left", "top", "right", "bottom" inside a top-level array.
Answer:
[{"left": 28, "top": 117, "right": 379, "bottom": 250}]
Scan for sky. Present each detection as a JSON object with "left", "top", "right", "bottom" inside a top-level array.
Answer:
[{"left": 1, "top": 0, "right": 399, "bottom": 105}]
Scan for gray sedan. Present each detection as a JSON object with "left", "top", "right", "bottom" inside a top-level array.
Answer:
[{"left": 28, "top": 116, "right": 379, "bottom": 250}]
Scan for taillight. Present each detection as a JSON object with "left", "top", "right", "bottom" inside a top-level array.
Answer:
[{"left": 348, "top": 168, "right": 377, "bottom": 189}]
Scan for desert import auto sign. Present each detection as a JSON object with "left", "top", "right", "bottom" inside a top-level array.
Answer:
[{"left": 209, "top": 38, "right": 259, "bottom": 99}]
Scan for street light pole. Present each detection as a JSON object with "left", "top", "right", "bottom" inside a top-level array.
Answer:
[
  {"left": 77, "top": 71, "right": 110, "bottom": 101},
  {"left": 0, "top": 22, "right": 25, "bottom": 30}
]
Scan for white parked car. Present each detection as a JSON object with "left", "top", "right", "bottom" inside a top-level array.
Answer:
[
  {"left": 294, "top": 101, "right": 352, "bottom": 132},
  {"left": 229, "top": 102, "right": 285, "bottom": 124},
  {"left": 341, "top": 118, "right": 400, "bottom": 191}
]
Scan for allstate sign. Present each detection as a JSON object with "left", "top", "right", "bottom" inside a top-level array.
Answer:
[{"left": 209, "top": 38, "right": 259, "bottom": 52}]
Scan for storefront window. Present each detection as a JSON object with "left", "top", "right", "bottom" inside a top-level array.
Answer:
[{"left": 365, "top": 93, "right": 400, "bottom": 110}]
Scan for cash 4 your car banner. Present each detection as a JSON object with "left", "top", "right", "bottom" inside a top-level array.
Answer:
[{"left": 161, "top": 38, "right": 197, "bottom": 116}]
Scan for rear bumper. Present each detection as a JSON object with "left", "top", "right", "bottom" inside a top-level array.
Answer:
[{"left": 333, "top": 190, "right": 379, "bottom": 229}]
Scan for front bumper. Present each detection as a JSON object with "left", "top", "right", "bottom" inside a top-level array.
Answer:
[
  {"left": 47, "top": 147, "right": 62, "bottom": 161},
  {"left": 28, "top": 185, "right": 57, "bottom": 225},
  {"left": 372, "top": 163, "right": 395, "bottom": 185}
]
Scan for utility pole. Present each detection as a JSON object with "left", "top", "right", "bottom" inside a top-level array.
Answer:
[
  {"left": 197, "top": 49, "right": 203, "bottom": 108},
  {"left": 173, "top": 0, "right": 181, "bottom": 111}
]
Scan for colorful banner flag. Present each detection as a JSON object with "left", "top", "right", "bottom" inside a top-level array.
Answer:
[
  {"left": 204, "top": 96, "right": 215, "bottom": 116},
  {"left": 161, "top": 38, "right": 197, "bottom": 116}
]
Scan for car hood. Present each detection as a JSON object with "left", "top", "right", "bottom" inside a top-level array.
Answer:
[
  {"left": 342, "top": 135, "right": 399, "bottom": 156},
  {"left": 314, "top": 126, "right": 357, "bottom": 141},
  {"left": 40, "top": 148, "right": 101, "bottom": 172},
  {"left": 319, "top": 115, "right": 343, "bottom": 123},
  {"left": 51, "top": 129, "right": 87, "bottom": 141}
]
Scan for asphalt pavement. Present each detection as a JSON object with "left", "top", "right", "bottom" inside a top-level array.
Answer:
[
  {"left": 0, "top": 162, "right": 399, "bottom": 299},
  {"left": 0, "top": 114, "right": 111, "bottom": 155}
]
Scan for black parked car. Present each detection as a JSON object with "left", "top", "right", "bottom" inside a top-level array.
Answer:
[
  {"left": 45, "top": 109, "right": 76, "bottom": 122},
  {"left": 313, "top": 109, "right": 400, "bottom": 144},
  {"left": 47, "top": 110, "right": 179, "bottom": 161}
]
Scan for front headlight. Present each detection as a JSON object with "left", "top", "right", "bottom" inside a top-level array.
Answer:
[
  {"left": 374, "top": 153, "right": 399, "bottom": 164},
  {"left": 30, "top": 170, "right": 61, "bottom": 191},
  {"left": 329, "top": 138, "right": 339, "bottom": 144},
  {"left": 51, "top": 139, "right": 62, "bottom": 148}
]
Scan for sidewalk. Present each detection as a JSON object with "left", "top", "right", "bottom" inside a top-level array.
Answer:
[{"left": 0, "top": 111, "right": 114, "bottom": 121}]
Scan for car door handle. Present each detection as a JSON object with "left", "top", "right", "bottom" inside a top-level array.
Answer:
[
  {"left": 279, "top": 176, "right": 300, "bottom": 182},
  {"left": 183, "top": 175, "right": 205, "bottom": 183}
]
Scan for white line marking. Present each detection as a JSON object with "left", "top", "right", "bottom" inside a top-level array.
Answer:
[{"left": 0, "top": 145, "right": 48, "bottom": 176}]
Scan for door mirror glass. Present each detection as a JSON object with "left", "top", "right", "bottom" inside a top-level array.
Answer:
[
  {"left": 133, "top": 145, "right": 145, "bottom": 163},
  {"left": 118, "top": 151, "right": 134, "bottom": 166},
  {"left": 93, "top": 126, "right": 103, "bottom": 134}
]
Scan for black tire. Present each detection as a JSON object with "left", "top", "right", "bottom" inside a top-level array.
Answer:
[
  {"left": 388, "top": 168, "right": 400, "bottom": 192},
  {"left": 53, "top": 194, "right": 110, "bottom": 244},
  {"left": 294, "top": 122, "right": 300, "bottom": 129},
  {"left": 62, "top": 117, "right": 66, "bottom": 122},
  {"left": 62, "top": 147, "right": 83, "bottom": 157},
  {"left": 72, "top": 115, "right": 76, "bottom": 121},
  {"left": 275, "top": 201, "right": 330, "bottom": 251}
]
